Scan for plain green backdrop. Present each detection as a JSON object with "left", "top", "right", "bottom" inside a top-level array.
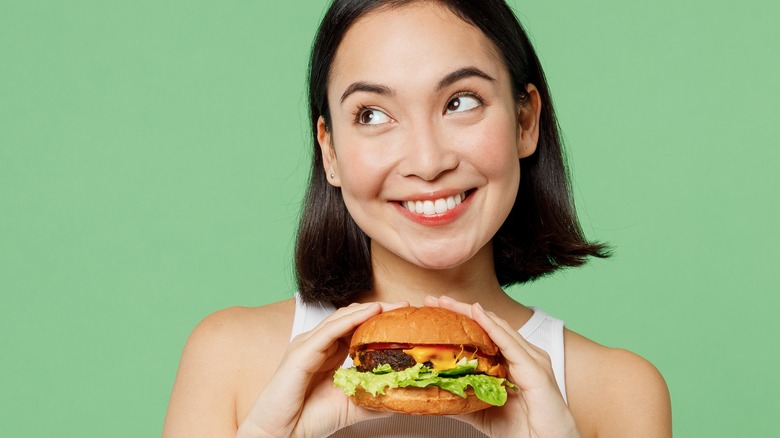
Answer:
[{"left": 1, "top": 0, "right": 777, "bottom": 436}]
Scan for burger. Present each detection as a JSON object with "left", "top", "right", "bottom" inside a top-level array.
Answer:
[{"left": 333, "top": 306, "right": 514, "bottom": 415}]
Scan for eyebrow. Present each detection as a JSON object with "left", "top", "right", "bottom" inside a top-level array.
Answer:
[
  {"left": 436, "top": 67, "right": 495, "bottom": 91},
  {"left": 339, "top": 82, "right": 394, "bottom": 104},
  {"left": 339, "top": 66, "right": 495, "bottom": 105}
]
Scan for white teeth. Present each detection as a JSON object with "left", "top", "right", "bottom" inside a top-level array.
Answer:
[
  {"left": 446, "top": 197, "right": 456, "bottom": 209},
  {"left": 402, "top": 192, "right": 467, "bottom": 216},
  {"left": 434, "top": 199, "right": 447, "bottom": 214}
]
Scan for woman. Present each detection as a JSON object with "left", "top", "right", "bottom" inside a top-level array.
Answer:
[{"left": 163, "top": 1, "right": 672, "bottom": 436}]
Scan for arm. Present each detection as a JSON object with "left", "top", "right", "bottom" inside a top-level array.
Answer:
[
  {"left": 427, "top": 296, "right": 672, "bottom": 438},
  {"left": 236, "top": 302, "right": 404, "bottom": 437},
  {"left": 163, "top": 300, "right": 408, "bottom": 438},
  {"left": 564, "top": 330, "right": 672, "bottom": 437},
  {"left": 163, "top": 306, "right": 278, "bottom": 438},
  {"left": 588, "top": 348, "right": 672, "bottom": 437}
]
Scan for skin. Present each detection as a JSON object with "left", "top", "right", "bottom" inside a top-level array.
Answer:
[{"left": 163, "top": 3, "right": 671, "bottom": 437}]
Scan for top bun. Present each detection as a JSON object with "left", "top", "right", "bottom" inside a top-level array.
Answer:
[{"left": 350, "top": 306, "right": 498, "bottom": 356}]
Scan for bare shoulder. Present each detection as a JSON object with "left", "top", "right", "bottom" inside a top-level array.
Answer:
[
  {"left": 191, "top": 299, "right": 295, "bottom": 348},
  {"left": 163, "top": 299, "right": 296, "bottom": 438},
  {"left": 179, "top": 300, "right": 295, "bottom": 376},
  {"left": 564, "top": 329, "right": 672, "bottom": 438}
]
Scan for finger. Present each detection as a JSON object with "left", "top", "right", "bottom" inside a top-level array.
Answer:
[
  {"left": 428, "top": 297, "right": 550, "bottom": 372},
  {"left": 427, "top": 296, "right": 546, "bottom": 360},
  {"left": 293, "top": 302, "right": 382, "bottom": 354},
  {"left": 300, "top": 380, "right": 394, "bottom": 430},
  {"left": 428, "top": 295, "right": 477, "bottom": 317},
  {"left": 470, "top": 303, "right": 555, "bottom": 385},
  {"left": 290, "top": 301, "right": 410, "bottom": 365},
  {"left": 281, "top": 305, "right": 380, "bottom": 378},
  {"left": 471, "top": 303, "right": 532, "bottom": 358},
  {"left": 310, "top": 300, "right": 409, "bottom": 335},
  {"left": 376, "top": 300, "right": 410, "bottom": 312},
  {"left": 430, "top": 297, "right": 550, "bottom": 364},
  {"left": 247, "top": 302, "right": 406, "bottom": 437},
  {"left": 423, "top": 295, "right": 440, "bottom": 307},
  {"left": 473, "top": 303, "right": 550, "bottom": 362}
]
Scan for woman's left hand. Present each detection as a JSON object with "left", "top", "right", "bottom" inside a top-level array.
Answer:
[{"left": 424, "top": 296, "right": 580, "bottom": 438}]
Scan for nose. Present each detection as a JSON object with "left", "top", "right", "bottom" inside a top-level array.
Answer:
[{"left": 397, "top": 121, "right": 458, "bottom": 181}]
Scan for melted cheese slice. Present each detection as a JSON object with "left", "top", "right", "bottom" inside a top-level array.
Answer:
[{"left": 403, "top": 346, "right": 474, "bottom": 371}]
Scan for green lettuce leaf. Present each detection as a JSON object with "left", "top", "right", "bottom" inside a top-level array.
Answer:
[{"left": 333, "top": 362, "right": 514, "bottom": 407}]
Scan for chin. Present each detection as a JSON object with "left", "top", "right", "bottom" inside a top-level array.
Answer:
[
  {"left": 369, "top": 232, "right": 492, "bottom": 273},
  {"left": 407, "top": 253, "right": 473, "bottom": 271},
  {"left": 405, "top": 244, "right": 486, "bottom": 271}
]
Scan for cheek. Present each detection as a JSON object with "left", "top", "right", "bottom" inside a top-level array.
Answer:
[
  {"left": 334, "top": 136, "right": 392, "bottom": 201},
  {"left": 457, "top": 115, "right": 520, "bottom": 178}
]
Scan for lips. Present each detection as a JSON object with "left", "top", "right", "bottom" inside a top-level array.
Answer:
[{"left": 400, "top": 192, "right": 467, "bottom": 216}]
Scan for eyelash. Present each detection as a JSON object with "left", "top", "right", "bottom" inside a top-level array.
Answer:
[
  {"left": 351, "top": 105, "right": 380, "bottom": 126},
  {"left": 449, "top": 91, "right": 484, "bottom": 105},
  {"left": 446, "top": 91, "right": 484, "bottom": 113},
  {"left": 350, "top": 90, "right": 485, "bottom": 126}
]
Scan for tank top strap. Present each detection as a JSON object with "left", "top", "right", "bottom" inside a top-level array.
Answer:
[
  {"left": 520, "top": 307, "right": 567, "bottom": 403},
  {"left": 290, "top": 293, "right": 337, "bottom": 341}
]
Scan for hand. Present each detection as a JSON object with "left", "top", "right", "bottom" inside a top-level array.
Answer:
[
  {"left": 424, "top": 296, "right": 580, "bottom": 438},
  {"left": 236, "top": 301, "right": 408, "bottom": 438}
]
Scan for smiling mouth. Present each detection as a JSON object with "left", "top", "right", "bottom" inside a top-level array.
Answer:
[{"left": 399, "top": 191, "right": 470, "bottom": 216}]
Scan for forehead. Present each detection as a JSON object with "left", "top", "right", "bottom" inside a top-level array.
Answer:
[{"left": 328, "top": 2, "right": 507, "bottom": 94}]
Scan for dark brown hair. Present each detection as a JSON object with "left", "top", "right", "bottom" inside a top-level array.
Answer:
[{"left": 296, "top": 0, "right": 609, "bottom": 306}]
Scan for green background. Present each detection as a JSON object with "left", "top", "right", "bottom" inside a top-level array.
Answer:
[{"left": 1, "top": 0, "right": 777, "bottom": 436}]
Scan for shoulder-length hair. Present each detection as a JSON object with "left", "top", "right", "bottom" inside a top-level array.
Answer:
[{"left": 295, "top": 0, "right": 609, "bottom": 307}]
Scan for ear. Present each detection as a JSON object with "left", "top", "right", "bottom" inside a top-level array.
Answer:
[
  {"left": 516, "top": 83, "right": 542, "bottom": 159},
  {"left": 317, "top": 116, "right": 341, "bottom": 187}
]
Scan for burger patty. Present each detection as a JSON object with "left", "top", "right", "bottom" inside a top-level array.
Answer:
[{"left": 356, "top": 349, "right": 431, "bottom": 372}]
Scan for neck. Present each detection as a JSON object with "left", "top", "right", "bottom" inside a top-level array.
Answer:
[
  {"left": 362, "top": 242, "right": 514, "bottom": 309},
  {"left": 356, "top": 241, "right": 533, "bottom": 330}
]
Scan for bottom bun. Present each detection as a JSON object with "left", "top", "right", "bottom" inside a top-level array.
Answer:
[{"left": 351, "top": 386, "right": 492, "bottom": 416}]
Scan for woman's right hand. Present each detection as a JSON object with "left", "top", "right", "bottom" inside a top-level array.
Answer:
[
  {"left": 425, "top": 296, "right": 580, "bottom": 438},
  {"left": 236, "top": 301, "right": 408, "bottom": 438}
]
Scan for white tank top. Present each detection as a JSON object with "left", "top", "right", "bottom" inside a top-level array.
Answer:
[{"left": 290, "top": 294, "right": 567, "bottom": 438}]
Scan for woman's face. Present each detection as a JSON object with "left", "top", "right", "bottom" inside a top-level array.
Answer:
[{"left": 319, "top": 2, "right": 540, "bottom": 271}]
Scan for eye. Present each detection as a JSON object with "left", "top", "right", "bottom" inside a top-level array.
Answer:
[
  {"left": 445, "top": 95, "right": 481, "bottom": 114},
  {"left": 356, "top": 108, "right": 392, "bottom": 125}
]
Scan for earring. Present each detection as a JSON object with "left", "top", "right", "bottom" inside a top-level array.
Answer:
[{"left": 330, "top": 173, "right": 335, "bottom": 179}]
